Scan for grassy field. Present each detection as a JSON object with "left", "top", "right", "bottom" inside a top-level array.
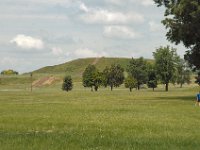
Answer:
[{"left": 0, "top": 82, "right": 200, "bottom": 150}]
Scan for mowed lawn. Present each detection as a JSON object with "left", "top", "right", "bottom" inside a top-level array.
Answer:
[{"left": 0, "top": 85, "right": 200, "bottom": 150}]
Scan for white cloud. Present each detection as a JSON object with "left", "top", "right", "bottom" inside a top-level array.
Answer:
[
  {"left": 105, "top": 0, "right": 154, "bottom": 6},
  {"left": 10, "top": 34, "right": 44, "bottom": 49},
  {"left": 74, "top": 48, "right": 107, "bottom": 58},
  {"left": 149, "top": 21, "right": 163, "bottom": 32},
  {"left": 79, "top": 2, "right": 89, "bottom": 12},
  {"left": 51, "top": 47, "right": 64, "bottom": 56},
  {"left": 140, "top": 0, "right": 154, "bottom": 6},
  {"left": 103, "top": 25, "right": 139, "bottom": 39},
  {"left": 79, "top": 3, "right": 144, "bottom": 24}
]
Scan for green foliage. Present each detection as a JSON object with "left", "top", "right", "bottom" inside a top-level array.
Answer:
[
  {"left": 82, "top": 65, "right": 102, "bottom": 91},
  {"left": 195, "top": 71, "right": 200, "bottom": 86},
  {"left": 127, "top": 57, "right": 148, "bottom": 90},
  {"left": 62, "top": 75, "right": 73, "bottom": 92},
  {"left": 124, "top": 76, "right": 136, "bottom": 92},
  {"left": 154, "top": 0, "right": 200, "bottom": 69},
  {"left": 103, "top": 64, "right": 124, "bottom": 91},
  {"left": 1, "top": 69, "right": 18, "bottom": 75},
  {"left": 153, "top": 46, "right": 179, "bottom": 91},
  {"left": 147, "top": 66, "right": 157, "bottom": 91},
  {"left": 176, "top": 59, "right": 191, "bottom": 88}
]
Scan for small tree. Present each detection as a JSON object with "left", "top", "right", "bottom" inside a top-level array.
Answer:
[
  {"left": 1, "top": 69, "right": 18, "bottom": 75},
  {"left": 127, "top": 57, "right": 148, "bottom": 90},
  {"left": 103, "top": 64, "right": 124, "bottom": 91},
  {"left": 93, "top": 71, "right": 102, "bottom": 91},
  {"left": 176, "top": 59, "right": 191, "bottom": 88},
  {"left": 82, "top": 65, "right": 102, "bottom": 91},
  {"left": 147, "top": 66, "right": 157, "bottom": 91},
  {"left": 62, "top": 75, "right": 73, "bottom": 92},
  {"left": 125, "top": 76, "right": 136, "bottom": 92},
  {"left": 153, "top": 46, "right": 179, "bottom": 91}
]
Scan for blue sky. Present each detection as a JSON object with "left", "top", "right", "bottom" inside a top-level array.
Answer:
[{"left": 0, "top": 0, "right": 186, "bottom": 73}]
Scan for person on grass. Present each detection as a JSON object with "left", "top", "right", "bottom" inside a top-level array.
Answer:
[{"left": 196, "top": 91, "right": 200, "bottom": 106}]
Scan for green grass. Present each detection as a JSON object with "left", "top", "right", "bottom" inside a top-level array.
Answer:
[{"left": 0, "top": 83, "right": 200, "bottom": 150}]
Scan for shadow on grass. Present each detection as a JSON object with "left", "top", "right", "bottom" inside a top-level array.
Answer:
[{"left": 154, "top": 96, "right": 195, "bottom": 101}]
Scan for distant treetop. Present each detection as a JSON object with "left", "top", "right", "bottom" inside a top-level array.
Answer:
[{"left": 1, "top": 69, "right": 19, "bottom": 75}]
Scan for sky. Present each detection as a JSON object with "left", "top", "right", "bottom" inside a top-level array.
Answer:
[{"left": 0, "top": 0, "right": 187, "bottom": 73}]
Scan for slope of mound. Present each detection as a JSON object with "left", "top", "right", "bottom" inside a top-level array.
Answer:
[
  {"left": 33, "top": 57, "right": 133, "bottom": 74},
  {"left": 32, "top": 57, "right": 154, "bottom": 81},
  {"left": 32, "top": 76, "right": 61, "bottom": 87}
]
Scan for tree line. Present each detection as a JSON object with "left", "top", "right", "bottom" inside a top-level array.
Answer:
[{"left": 62, "top": 46, "right": 197, "bottom": 92}]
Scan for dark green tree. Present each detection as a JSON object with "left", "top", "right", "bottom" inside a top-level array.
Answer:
[
  {"left": 153, "top": 46, "right": 179, "bottom": 91},
  {"left": 82, "top": 65, "right": 101, "bottom": 91},
  {"left": 104, "top": 64, "right": 124, "bottom": 91},
  {"left": 147, "top": 66, "right": 158, "bottom": 91},
  {"left": 62, "top": 75, "right": 73, "bottom": 92},
  {"left": 154, "top": 0, "right": 200, "bottom": 70},
  {"left": 124, "top": 76, "right": 136, "bottom": 92},
  {"left": 93, "top": 71, "right": 102, "bottom": 91},
  {"left": 127, "top": 57, "right": 148, "bottom": 90}
]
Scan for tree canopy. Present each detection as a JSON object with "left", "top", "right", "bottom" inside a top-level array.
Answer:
[
  {"left": 124, "top": 76, "right": 137, "bottom": 92},
  {"left": 82, "top": 65, "right": 101, "bottom": 91},
  {"left": 154, "top": 0, "right": 200, "bottom": 70},
  {"left": 104, "top": 64, "right": 124, "bottom": 91},
  {"left": 153, "top": 46, "right": 179, "bottom": 91},
  {"left": 62, "top": 75, "right": 73, "bottom": 92},
  {"left": 127, "top": 57, "right": 148, "bottom": 90},
  {"left": 1, "top": 69, "right": 18, "bottom": 75},
  {"left": 147, "top": 65, "right": 158, "bottom": 91}
]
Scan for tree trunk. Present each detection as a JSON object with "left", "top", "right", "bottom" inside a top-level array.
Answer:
[
  {"left": 111, "top": 85, "right": 113, "bottom": 91},
  {"left": 137, "top": 83, "right": 140, "bottom": 90},
  {"left": 94, "top": 86, "right": 98, "bottom": 91},
  {"left": 165, "top": 83, "right": 169, "bottom": 91},
  {"left": 153, "top": 88, "right": 154, "bottom": 91},
  {"left": 180, "top": 83, "right": 183, "bottom": 88},
  {"left": 91, "top": 87, "right": 93, "bottom": 92},
  {"left": 130, "top": 88, "right": 132, "bottom": 92}
]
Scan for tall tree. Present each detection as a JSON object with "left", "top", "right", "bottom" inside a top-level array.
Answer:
[
  {"left": 62, "top": 75, "right": 73, "bottom": 92},
  {"left": 82, "top": 65, "right": 101, "bottom": 91},
  {"left": 153, "top": 46, "right": 179, "bottom": 91},
  {"left": 154, "top": 0, "right": 200, "bottom": 70},
  {"left": 104, "top": 64, "right": 124, "bottom": 91},
  {"left": 124, "top": 76, "right": 137, "bottom": 92},
  {"left": 127, "top": 57, "right": 148, "bottom": 90}
]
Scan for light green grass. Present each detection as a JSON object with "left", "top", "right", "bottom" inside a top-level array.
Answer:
[{"left": 0, "top": 83, "right": 200, "bottom": 150}]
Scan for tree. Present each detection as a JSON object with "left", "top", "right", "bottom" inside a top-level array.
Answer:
[
  {"left": 62, "top": 75, "right": 73, "bottom": 92},
  {"left": 127, "top": 57, "right": 148, "bottom": 90},
  {"left": 82, "top": 65, "right": 101, "bottom": 91},
  {"left": 103, "top": 64, "right": 124, "bottom": 91},
  {"left": 153, "top": 46, "right": 179, "bottom": 91},
  {"left": 1, "top": 69, "right": 18, "bottom": 75},
  {"left": 147, "top": 66, "right": 158, "bottom": 91},
  {"left": 154, "top": 0, "right": 200, "bottom": 70},
  {"left": 195, "top": 71, "right": 200, "bottom": 86},
  {"left": 124, "top": 76, "right": 136, "bottom": 92},
  {"left": 176, "top": 59, "right": 191, "bottom": 88}
]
